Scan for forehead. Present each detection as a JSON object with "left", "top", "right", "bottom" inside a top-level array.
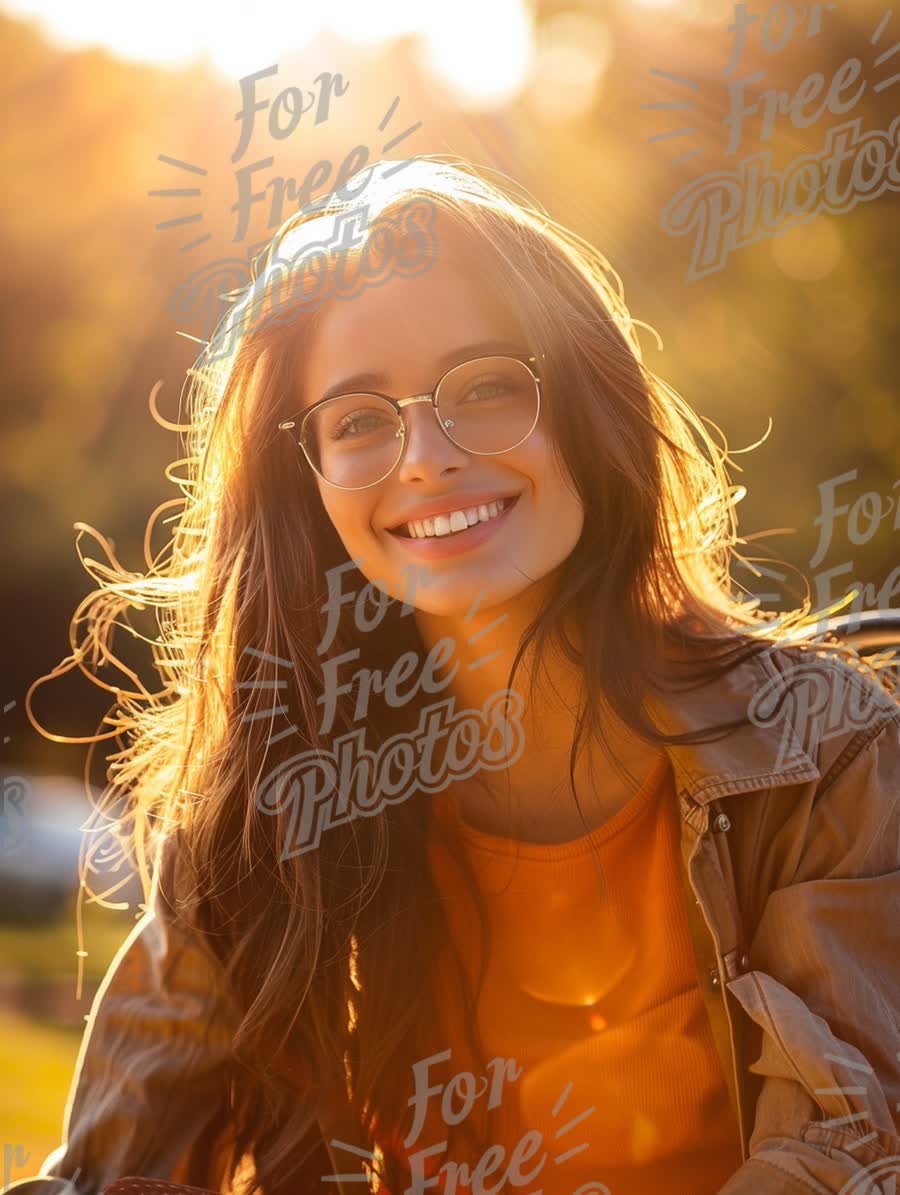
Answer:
[{"left": 298, "top": 240, "right": 527, "bottom": 406}]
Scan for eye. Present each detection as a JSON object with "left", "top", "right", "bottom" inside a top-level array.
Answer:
[
  {"left": 459, "top": 374, "right": 512, "bottom": 403},
  {"left": 329, "top": 409, "right": 395, "bottom": 440}
]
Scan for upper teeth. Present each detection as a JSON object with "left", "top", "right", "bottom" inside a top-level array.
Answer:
[{"left": 407, "top": 499, "right": 508, "bottom": 538}]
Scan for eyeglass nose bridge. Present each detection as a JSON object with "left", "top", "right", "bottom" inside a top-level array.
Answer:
[{"left": 395, "top": 391, "right": 456, "bottom": 433}]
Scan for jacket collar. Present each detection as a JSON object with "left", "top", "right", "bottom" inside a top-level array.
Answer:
[{"left": 646, "top": 645, "right": 821, "bottom": 803}]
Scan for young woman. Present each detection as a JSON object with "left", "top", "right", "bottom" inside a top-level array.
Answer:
[{"left": 19, "top": 157, "right": 900, "bottom": 1195}]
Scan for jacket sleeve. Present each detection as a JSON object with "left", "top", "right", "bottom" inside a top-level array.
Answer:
[
  {"left": 719, "top": 710, "right": 900, "bottom": 1194},
  {"left": 5, "top": 831, "right": 240, "bottom": 1195}
]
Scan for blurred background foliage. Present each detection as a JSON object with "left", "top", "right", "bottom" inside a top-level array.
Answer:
[{"left": 0, "top": 0, "right": 897, "bottom": 1179}]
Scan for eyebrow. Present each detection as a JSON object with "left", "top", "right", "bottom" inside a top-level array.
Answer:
[{"left": 316, "top": 339, "right": 528, "bottom": 403}]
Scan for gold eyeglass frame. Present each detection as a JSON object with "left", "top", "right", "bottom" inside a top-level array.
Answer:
[{"left": 278, "top": 352, "right": 542, "bottom": 491}]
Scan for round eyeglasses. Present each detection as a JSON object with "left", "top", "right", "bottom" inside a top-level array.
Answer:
[{"left": 278, "top": 353, "right": 542, "bottom": 491}]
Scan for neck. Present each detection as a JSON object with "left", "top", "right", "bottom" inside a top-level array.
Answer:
[
  {"left": 414, "top": 573, "right": 561, "bottom": 716},
  {"left": 414, "top": 576, "right": 662, "bottom": 837}
]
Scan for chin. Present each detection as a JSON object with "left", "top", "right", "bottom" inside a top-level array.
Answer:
[{"left": 408, "top": 570, "right": 537, "bottom": 619}]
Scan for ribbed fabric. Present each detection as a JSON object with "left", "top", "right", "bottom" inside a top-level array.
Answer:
[{"left": 394, "top": 753, "right": 743, "bottom": 1195}]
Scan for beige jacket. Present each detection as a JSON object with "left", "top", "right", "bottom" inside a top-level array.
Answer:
[{"left": 7, "top": 644, "right": 900, "bottom": 1195}]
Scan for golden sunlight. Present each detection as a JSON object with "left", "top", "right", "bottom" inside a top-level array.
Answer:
[{"left": 3, "top": 0, "right": 534, "bottom": 102}]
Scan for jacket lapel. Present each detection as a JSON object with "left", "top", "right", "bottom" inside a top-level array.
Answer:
[
  {"left": 647, "top": 646, "right": 827, "bottom": 1160},
  {"left": 646, "top": 647, "right": 821, "bottom": 800}
]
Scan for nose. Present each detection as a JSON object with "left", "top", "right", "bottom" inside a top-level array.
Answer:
[{"left": 395, "top": 400, "right": 470, "bottom": 485}]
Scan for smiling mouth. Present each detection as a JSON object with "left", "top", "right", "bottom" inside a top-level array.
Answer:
[{"left": 389, "top": 496, "right": 519, "bottom": 539}]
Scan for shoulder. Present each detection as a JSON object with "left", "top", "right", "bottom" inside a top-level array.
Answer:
[
  {"left": 742, "top": 640, "right": 900, "bottom": 785},
  {"left": 740, "top": 642, "right": 900, "bottom": 886}
]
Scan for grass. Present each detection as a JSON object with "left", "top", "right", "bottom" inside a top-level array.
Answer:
[
  {"left": 0, "top": 901, "right": 137, "bottom": 981},
  {"left": 0, "top": 901, "right": 137, "bottom": 1181},
  {"left": 0, "top": 1006, "right": 83, "bottom": 1175}
]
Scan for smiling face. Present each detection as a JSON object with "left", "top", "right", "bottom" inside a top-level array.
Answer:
[{"left": 295, "top": 226, "right": 585, "bottom": 618}]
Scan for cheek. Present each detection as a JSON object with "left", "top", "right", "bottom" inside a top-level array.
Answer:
[
  {"left": 519, "top": 437, "right": 584, "bottom": 530},
  {"left": 544, "top": 485, "right": 585, "bottom": 555},
  {"left": 528, "top": 464, "right": 585, "bottom": 569},
  {"left": 319, "top": 486, "right": 379, "bottom": 553}
]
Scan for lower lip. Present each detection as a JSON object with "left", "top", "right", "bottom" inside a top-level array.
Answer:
[{"left": 385, "top": 498, "right": 520, "bottom": 558}]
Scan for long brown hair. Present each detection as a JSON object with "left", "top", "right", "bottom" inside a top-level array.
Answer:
[{"left": 27, "top": 155, "right": 882, "bottom": 1193}]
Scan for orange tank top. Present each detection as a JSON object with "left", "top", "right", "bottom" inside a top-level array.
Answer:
[{"left": 388, "top": 753, "right": 743, "bottom": 1195}]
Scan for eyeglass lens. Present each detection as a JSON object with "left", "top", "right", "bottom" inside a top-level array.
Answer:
[{"left": 300, "top": 356, "right": 539, "bottom": 488}]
